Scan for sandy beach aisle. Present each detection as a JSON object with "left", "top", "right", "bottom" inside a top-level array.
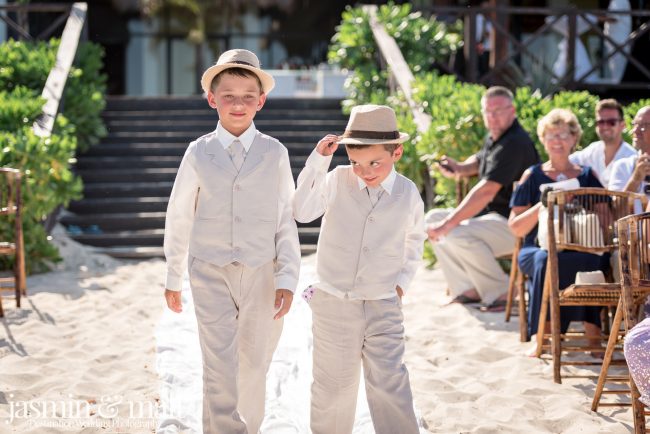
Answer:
[
  {"left": 0, "top": 228, "right": 638, "bottom": 433},
  {"left": 402, "top": 263, "right": 632, "bottom": 433},
  {"left": 0, "top": 227, "right": 165, "bottom": 433}
]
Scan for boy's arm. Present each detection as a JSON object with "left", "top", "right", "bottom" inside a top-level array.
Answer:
[
  {"left": 274, "top": 146, "right": 301, "bottom": 295},
  {"left": 293, "top": 135, "right": 339, "bottom": 223},
  {"left": 164, "top": 146, "right": 199, "bottom": 293},
  {"left": 396, "top": 193, "right": 427, "bottom": 294}
]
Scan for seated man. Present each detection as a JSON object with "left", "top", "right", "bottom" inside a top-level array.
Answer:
[
  {"left": 426, "top": 86, "right": 539, "bottom": 311},
  {"left": 608, "top": 106, "right": 650, "bottom": 195},
  {"left": 570, "top": 98, "right": 636, "bottom": 187}
]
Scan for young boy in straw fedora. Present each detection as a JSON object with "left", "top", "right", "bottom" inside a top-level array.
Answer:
[
  {"left": 294, "top": 104, "right": 426, "bottom": 434},
  {"left": 163, "top": 48, "right": 300, "bottom": 434}
]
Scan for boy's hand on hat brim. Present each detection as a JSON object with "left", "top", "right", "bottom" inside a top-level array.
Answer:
[
  {"left": 165, "top": 289, "right": 183, "bottom": 313},
  {"left": 274, "top": 289, "right": 293, "bottom": 320},
  {"left": 316, "top": 134, "right": 340, "bottom": 157}
]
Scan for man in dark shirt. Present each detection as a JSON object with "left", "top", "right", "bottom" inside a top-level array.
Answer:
[{"left": 426, "top": 86, "right": 540, "bottom": 311}]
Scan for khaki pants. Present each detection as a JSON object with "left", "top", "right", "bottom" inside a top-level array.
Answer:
[
  {"left": 189, "top": 257, "right": 282, "bottom": 434},
  {"left": 425, "top": 209, "right": 515, "bottom": 304},
  {"left": 310, "top": 290, "right": 419, "bottom": 434}
]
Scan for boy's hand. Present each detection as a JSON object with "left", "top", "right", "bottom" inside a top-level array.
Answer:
[
  {"left": 274, "top": 289, "right": 293, "bottom": 320},
  {"left": 396, "top": 285, "right": 404, "bottom": 299},
  {"left": 315, "top": 134, "right": 340, "bottom": 157},
  {"left": 165, "top": 289, "right": 183, "bottom": 313}
]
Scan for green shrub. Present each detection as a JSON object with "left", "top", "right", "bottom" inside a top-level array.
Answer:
[
  {"left": 0, "top": 39, "right": 107, "bottom": 151},
  {"left": 0, "top": 38, "right": 105, "bottom": 272},
  {"left": 0, "top": 124, "right": 82, "bottom": 272}
]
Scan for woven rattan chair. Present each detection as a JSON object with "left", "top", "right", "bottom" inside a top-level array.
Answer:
[
  {"left": 0, "top": 168, "right": 26, "bottom": 317},
  {"left": 592, "top": 213, "right": 650, "bottom": 432},
  {"left": 535, "top": 188, "right": 647, "bottom": 384}
]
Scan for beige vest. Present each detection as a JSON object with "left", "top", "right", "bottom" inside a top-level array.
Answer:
[
  {"left": 316, "top": 167, "right": 416, "bottom": 298},
  {"left": 189, "top": 131, "right": 280, "bottom": 267}
]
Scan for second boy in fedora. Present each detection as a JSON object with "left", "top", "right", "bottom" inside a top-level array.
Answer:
[
  {"left": 164, "top": 49, "right": 300, "bottom": 433},
  {"left": 294, "top": 104, "right": 426, "bottom": 434}
]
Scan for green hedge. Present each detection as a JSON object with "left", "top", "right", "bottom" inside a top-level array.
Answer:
[
  {"left": 329, "top": 3, "right": 650, "bottom": 207},
  {"left": 0, "top": 39, "right": 107, "bottom": 151},
  {"left": 0, "top": 39, "right": 106, "bottom": 272}
]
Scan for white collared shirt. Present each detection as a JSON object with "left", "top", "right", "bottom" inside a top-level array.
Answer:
[
  {"left": 293, "top": 149, "right": 425, "bottom": 297},
  {"left": 217, "top": 120, "right": 257, "bottom": 153},
  {"left": 569, "top": 140, "right": 636, "bottom": 187}
]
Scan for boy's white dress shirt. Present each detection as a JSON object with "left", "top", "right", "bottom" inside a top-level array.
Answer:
[
  {"left": 569, "top": 140, "right": 636, "bottom": 187},
  {"left": 164, "top": 121, "right": 300, "bottom": 292},
  {"left": 294, "top": 149, "right": 425, "bottom": 299}
]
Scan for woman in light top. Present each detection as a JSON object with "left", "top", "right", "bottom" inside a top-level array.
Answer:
[{"left": 508, "top": 108, "right": 605, "bottom": 345}]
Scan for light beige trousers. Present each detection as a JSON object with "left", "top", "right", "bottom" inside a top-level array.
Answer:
[
  {"left": 189, "top": 257, "right": 282, "bottom": 434},
  {"left": 425, "top": 209, "right": 515, "bottom": 304},
  {"left": 310, "top": 290, "right": 419, "bottom": 434}
]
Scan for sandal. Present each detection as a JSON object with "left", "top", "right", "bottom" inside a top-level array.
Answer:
[
  {"left": 478, "top": 299, "right": 507, "bottom": 312},
  {"left": 447, "top": 294, "right": 481, "bottom": 305}
]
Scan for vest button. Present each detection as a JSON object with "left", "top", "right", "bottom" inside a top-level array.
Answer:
[
  {"left": 234, "top": 184, "right": 241, "bottom": 191},
  {"left": 234, "top": 216, "right": 242, "bottom": 223},
  {"left": 368, "top": 216, "right": 375, "bottom": 222},
  {"left": 357, "top": 276, "right": 363, "bottom": 282},
  {"left": 362, "top": 246, "right": 370, "bottom": 253}
]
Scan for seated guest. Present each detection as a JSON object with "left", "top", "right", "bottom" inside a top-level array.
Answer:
[
  {"left": 570, "top": 98, "right": 636, "bottom": 187},
  {"left": 624, "top": 317, "right": 650, "bottom": 406},
  {"left": 509, "top": 108, "right": 607, "bottom": 342},
  {"left": 608, "top": 106, "right": 650, "bottom": 194},
  {"left": 426, "top": 86, "right": 539, "bottom": 311}
]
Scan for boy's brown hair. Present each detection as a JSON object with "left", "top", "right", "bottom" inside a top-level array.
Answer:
[
  {"left": 345, "top": 143, "right": 402, "bottom": 153},
  {"left": 211, "top": 67, "right": 263, "bottom": 93}
]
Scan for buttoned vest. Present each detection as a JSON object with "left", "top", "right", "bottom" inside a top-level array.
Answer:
[
  {"left": 188, "top": 131, "right": 281, "bottom": 267},
  {"left": 315, "top": 166, "right": 417, "bottom": 298}
]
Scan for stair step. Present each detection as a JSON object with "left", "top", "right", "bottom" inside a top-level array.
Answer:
[
  {"left": 68, "top": 197, "right": 169, "bottom": 213},
  {"left": 102, "top": 110, "right": 347, "bottom": 122},
  {"left": 70, "top": 229, "right": 164, "bottom": 246},
  {"left": 103, "top": 131, "right": 337, "bottom": 144},
  {"left": 76, "top": 156, "right": 182, "bottom": 169},
  {"left": 105, "top": 96, "right": 343, "bottom": 111},
  {"left": 67, "top": 226, "right": 319, "bottom": 245},
  {"left": 105, "top": 119, "right": 347, "bottom": 132},
  {"left": 61, "top": 211, "right": 166, "bottom": 230},
  {"left": 81, "top": 182, "right": 174, "bottom": 198},
  {"left": 77, "top": 168, "right": 178, "bottom": 183},
  {"left": 81, "top": 142, "right": 343, "bottom": 157}
]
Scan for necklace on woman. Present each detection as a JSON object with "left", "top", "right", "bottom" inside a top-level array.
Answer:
[{"left": 556, "top": 173, "right": 568, "bottom": 181}]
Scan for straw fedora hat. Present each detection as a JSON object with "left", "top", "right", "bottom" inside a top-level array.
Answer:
[
  {"left": 200, "top": 49, "right": 275, "bottom": 95},
  {"left": 338, "top": 105, "right": 409, "bottom": 145}
]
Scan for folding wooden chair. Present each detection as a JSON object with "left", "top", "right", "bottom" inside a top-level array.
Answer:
[
  {"left": 592, "top": 212, "right": 650, "bottom": 432},
  {"left": 0, "top": 168, "right": 26, "bottom": 317},
  {"left": 504, "top": 236, "right": 528, "bottom": 342},
  {"left": 535, "top": 188, "right": 647, "bottom": 384}
]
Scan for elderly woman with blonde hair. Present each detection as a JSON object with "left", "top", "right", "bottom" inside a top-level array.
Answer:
[{"left": 508, "top": 108, "right": 607, "bottom": 345}]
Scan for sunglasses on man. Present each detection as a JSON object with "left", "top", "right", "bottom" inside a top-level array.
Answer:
[{"left": 595, "top": 118, "right": 622, "bottom": 127}]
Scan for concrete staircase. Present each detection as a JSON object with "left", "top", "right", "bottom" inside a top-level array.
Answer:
[{"left": 61, "top": 96, "right": 349, "bottom": 258}]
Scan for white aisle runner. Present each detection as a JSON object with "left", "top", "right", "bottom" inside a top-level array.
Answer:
[{"left": 155, "top": 255, "right": 425, "bottom": 433}]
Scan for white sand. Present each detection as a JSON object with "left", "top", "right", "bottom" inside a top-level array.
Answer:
[{"left": 0, "top": 230, "right": 636, "bottom": 433}]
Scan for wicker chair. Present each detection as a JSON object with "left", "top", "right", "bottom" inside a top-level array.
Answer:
[
  {"left": 0, "top": 168, "right": 26, "bottom": 317},
  {"left": 592, "top": 212, "right": 650, "bottom": 432},
  {"left": 535, "top": 188, "right": 647, "bottom": 384}
]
